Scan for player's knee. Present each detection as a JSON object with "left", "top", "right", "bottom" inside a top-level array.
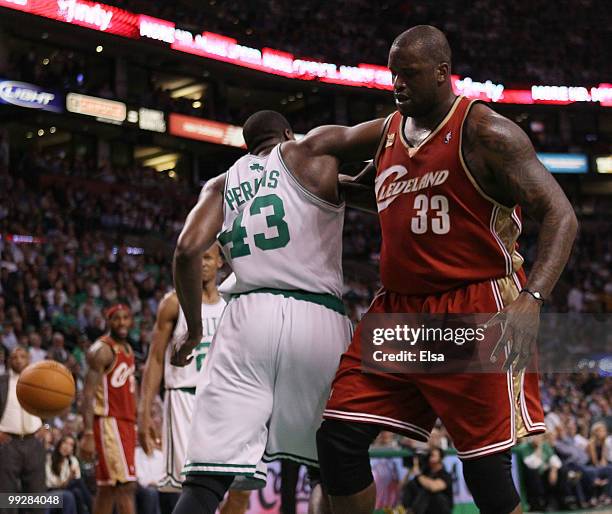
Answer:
[
  {"left": 316, "top": 419, "right": 379, "bottom": 496},
  {"left": 461, "top": 450, "right": 520, "bottom": 514},
  {"left": 174, "top": 475, "right": 234, "bottom": 514}
]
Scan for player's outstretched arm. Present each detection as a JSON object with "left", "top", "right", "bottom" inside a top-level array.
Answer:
[
  {"left": 173, "top": 173, "right": 225, "bottom": 365},
  {"left": 475, "top": 108, "right": 578, "bottom": 371},
  {"left": 339, "top": 162, "right": 377, "bottom": 213},
  {"left": 80, "top": 341, "right": 114, "bottom": 461},
  {"left": 299, "top": 118, "right": 385, "bottom": 162},
  {"left": 138, "top": 292, "right": 179, "bottom": 455}
]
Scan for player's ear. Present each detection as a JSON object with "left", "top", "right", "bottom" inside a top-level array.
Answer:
[
  {"left": 436, "top": 62, "right": 449, "bottom": 84},
  {"left": 285, "top": 129, "right": 296, "bottom": 141}
]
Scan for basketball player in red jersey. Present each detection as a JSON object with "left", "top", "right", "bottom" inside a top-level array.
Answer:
[
  {"left": 80, "top": 304, "right": 137, "bottom": 514},
  {"left": 289, "top": 26, "right": 578, "bottom": 514}
]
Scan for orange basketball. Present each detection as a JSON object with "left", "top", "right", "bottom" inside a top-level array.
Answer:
[{"left": 16, "top": 360, "right": 76, "bottom": 418}]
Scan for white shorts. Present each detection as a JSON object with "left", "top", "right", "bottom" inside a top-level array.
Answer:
[
  {"left": 159, "top": 388, "right": 196, "bottom": 492},
  {"left": 183, "top": 290, "right": 352, "bottom": 486}
]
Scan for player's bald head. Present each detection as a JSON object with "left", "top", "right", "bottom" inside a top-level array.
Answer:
[
  {"left": 392, "top": 25, "right": 451, "bottom": 67},
  {"left": 388, "top": 26, "right": 453, "bottom": 116}
]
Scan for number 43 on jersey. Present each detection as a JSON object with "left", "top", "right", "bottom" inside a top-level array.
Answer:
[{"left": 218, "top": 193, "right": 290, "bottom": 258}]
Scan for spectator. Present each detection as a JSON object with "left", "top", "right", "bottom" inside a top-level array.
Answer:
[
  {"left": 48, "top": 332, "right": 69, "bottom": 364},
  {"left": 586, "top": 421, "right": 612, "bottom": 504},
  {"left": 0, "top": 346, "right": 48, "bottom": 514},
  {"left": 401, "top": 447, "right": 453, "bottom": 514},
  {"left": 554, "top": 421, "right": 592, "bottom": 508},
  {"left": 45, "top": 434, "right": 92, "bottom": 514},
  {"left": 516, "top": 434, "right": 564, "bottom": 511},
  {"left": 28, "top": 332, "right": 47, "bottom": 363},
  {"left": 1, "top": 320, "right": 18, "bottom": 352}
]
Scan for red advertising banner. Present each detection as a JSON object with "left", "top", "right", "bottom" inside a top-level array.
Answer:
[
  {"left": 168, "top": 113, "right": 245, "bottom": 148},
  {"left": 1, "top": 0, "right": 610, "bottom": 105},
  {"left": 0, "top": 0, "right": 139, "bottom": 38}
]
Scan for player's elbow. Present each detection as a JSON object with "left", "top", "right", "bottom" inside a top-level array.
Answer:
[
  {"left": 559, "top": 207, "right": 579, "bottom": 244},
  {"left": 567, "top": 209, "right": 579, "bottom": 240},
  {"left": 174, "top": 235, "right": 201, "bottom": 262}
]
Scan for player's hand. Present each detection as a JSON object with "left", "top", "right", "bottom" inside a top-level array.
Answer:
[
  {"left": 487, "top": 292, "right": 541, "bottom": 372},
  {"left": 171, "top": 332, "right": 202, "bottom": 367},
  {"left": 79, "top": 431, "right": 96, "bottom": 462},
  {"left": 138, "top": 417, "right": 156, "bottom": 456}
]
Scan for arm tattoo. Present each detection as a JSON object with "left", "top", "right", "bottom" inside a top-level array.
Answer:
[{"left": 477, "top": 110, "right": 578, "bottom": 298}]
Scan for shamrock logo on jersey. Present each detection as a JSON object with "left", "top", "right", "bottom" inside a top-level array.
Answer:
[{"left": 250, "top": 163, "right": 264, "bottom": 172}]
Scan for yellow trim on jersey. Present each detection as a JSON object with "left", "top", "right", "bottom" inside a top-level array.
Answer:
[
  {"left": 398, "top": 95, "right": 463, "bottom": 158},
  {"left": 373, "top": 112, "right": 396, "bottom": 169},
  {"left": 99, "top": 417, "right": 130, "bottom": 484},
  {"left": 494, "top": 208, "right": 524, "bottom": 274},
  {"left": 494, "top": 275, "right": 528, "bottom": 438}
]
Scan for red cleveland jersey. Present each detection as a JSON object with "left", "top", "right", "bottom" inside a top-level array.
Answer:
[
  {"left": 93, "top": 335, "right": 136, "bottom": 422},
  {"left": 374, "top": 96, "right": 523, "bottom": 295}
]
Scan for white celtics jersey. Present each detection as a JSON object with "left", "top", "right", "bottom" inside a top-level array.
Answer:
[
  {"left": 218, "top": 144, "right": 345, "bottom": 297},
  {"left": 164, "top": 297, "right": 226, "bottom": 389}
]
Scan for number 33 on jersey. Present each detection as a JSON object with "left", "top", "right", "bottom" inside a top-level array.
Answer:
[
  {"left": 374, "top": 96, "right": 524, "bottom": 296},
  {"left": 217, "top": 145, "right": 345, "bottom": 298}
]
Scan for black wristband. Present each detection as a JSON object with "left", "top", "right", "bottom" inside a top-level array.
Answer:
[{"left": 521, "top": 288, "right": 545, "bottom": 302}]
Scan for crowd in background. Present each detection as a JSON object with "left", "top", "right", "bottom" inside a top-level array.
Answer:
[
  {"left": 1, "top": 148, "right": 611, "bottom": 511},
  {"left": 103, "top": 0, "right": 607, "bottom": 85}
]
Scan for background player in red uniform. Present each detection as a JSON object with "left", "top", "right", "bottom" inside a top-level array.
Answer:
[
  {"left": 293, "top": 25, "right": 578, "bottom": 514},
  {"left": 80, "top": 304, "right": 137, "bottom": 514}
]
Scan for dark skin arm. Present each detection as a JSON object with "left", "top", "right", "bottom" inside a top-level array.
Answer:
[
  {"left": 79, "top": 341, "right": 114, "bottom": 461},
  {"left": 339, "top": 162, "right": 377, "bottom": 213},
  {"left": 138, "top": 292, "right": 179, "bottom": 455},
  {"left": 281, "top": 119, "right": 385, "bottom": 205},
  {"left": 464, "top": 104, "right": 578, "bottom": 371},
  {"left": 172, "top": 174, "right": 225, "bottom": 366},
  {"left": 297, "top": 118, "right": 385, "bottom": 162}
]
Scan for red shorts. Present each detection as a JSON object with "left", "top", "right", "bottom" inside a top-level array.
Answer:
[
  {"left": 93, "top": 416, "right": 137, "bottom": 485},
  {"left": 324, "top": 273, "right": 545, "bottom": 459}
]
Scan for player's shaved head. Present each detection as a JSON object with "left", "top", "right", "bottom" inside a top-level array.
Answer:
[
  {"left": 243, "top": 110, "right": 294, "bottom": 154},
  {"left": 392, "top": 25, "right": 451, "bottom": 66},
  {"left": 388, "top": 25, "right": 454, "bottom": 116}
]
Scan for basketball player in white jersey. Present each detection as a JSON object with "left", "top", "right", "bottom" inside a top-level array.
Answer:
[
  {"left": 138, "top": 247, "right": 249, "bottom": 514},
  {"left": 170, "top": 111, "right": 353, "bottom": 514}
]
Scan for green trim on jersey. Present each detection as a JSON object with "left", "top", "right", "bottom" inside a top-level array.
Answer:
[
  {"left": 165, "top": 387, "right": 197, "bottom": 394},
  {"left": 183, "top": 462, "right": 256, "bottom": 469},
  {"left": 232, "top": 288, "right": 346, "bottom": 315},
  {"left": 263, "top": 450, "right": 319, "bottom": 467}
]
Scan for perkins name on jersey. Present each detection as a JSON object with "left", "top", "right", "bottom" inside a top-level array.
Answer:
[{"left": 225, "top": 169, "right": 280, "bottom": 211}]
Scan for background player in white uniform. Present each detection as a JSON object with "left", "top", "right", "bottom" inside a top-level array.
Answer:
[
  {"left": 171, "top": 111, "right": 353, "bottom": 514},
  {"left": 138, "top": 247, "right": 249, "bottom": 513}
]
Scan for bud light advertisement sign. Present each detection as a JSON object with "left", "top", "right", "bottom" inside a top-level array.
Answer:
[{"left": 0, "top": 79, "right": 64, "bottom": 113}]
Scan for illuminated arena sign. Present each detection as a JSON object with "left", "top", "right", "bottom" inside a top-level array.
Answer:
[
  {"left": 595, "top": 156, "right": 612, "bottom": 174},
  {"left": 536, "top": 153, "right": 588, "bottom": 174},
  {"left": 66, "top": 92, "right": 126, "bottom": 122},
  {"left": 0, "top": 79, "right": 63, "bottom": 112},
  {"left": 168, "top": 114, "right": 245, "bottom": 147},
  {"left": 0, "top": 1, "right": 610, "bottom": 105},
  {"left": 0, "top": 0, "right": 139, "bottom": 37}
]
